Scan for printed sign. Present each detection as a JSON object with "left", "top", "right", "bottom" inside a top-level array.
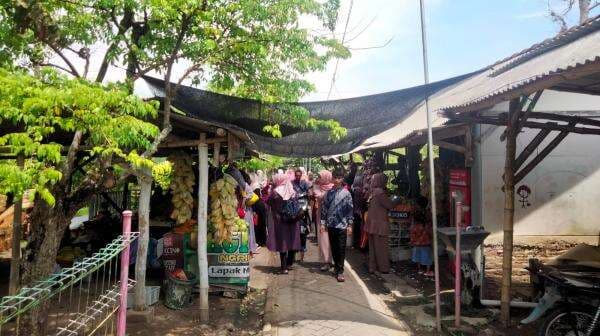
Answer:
[
  {"left": 162, "top": 233, "right": 184, "bottom": 272},
  {"left": 207, "top": 231, "right": 250, "bottom": 285},
  {"left": 208, "top": 266, "right": 250, "bottom": 278},
  {"left": 388, "top": 211, "right": 410, "bottom": 219}
]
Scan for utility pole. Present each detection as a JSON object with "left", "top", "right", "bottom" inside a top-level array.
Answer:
[{"left": 418, "top": 0, "right": 442, "bottom": 332}]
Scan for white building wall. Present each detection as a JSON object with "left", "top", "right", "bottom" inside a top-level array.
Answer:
[{"left": 476, "top": 90, "right": 600, "bottom": 244}]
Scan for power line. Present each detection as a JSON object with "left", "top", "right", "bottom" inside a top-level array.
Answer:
[{"left": 327, "top": 0, "right": 354, "bottom": 100}]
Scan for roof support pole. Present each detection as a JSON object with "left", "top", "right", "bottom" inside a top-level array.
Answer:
[
  {"left": 514, "top": 129, "right": 552, "bottom": 171},
  {"left": 213, "top": 141, "right": 221, "bottom": 167},
  {"left": 514, "top": 122, "right": 574, "bottom": 183},
  {"left": 407, "top": 146, "right": 422, "bottom": 199},
  {"left": 464, "top": 125, "right": 473, "bottom": 167},
  {"left": 500, "top": 98, "right": 520, "bottom": 326},
  {"left": 197, "top": 134, "right": 210, "bottom": 323}
]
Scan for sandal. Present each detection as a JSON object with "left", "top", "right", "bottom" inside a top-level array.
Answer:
[
  {"left": 320, "top": 265, "right": 330, "bottom": 272},
  {"left": 336, "top": 274, "right": 345, "bottom": 282}
]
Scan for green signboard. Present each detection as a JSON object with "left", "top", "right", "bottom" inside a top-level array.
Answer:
[{"left": 207, "top": 231, "right": 250, "bottom": 285}]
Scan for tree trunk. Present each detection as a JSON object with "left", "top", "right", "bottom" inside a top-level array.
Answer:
[
  {"left": 20, "top": 200, "right": 73, "bottom": 335},
  {"left": 579, "top": 0, "right": 591, "bottom": 24},
  {"left": 134, "top": 173, "right": 152, "bottom": 311},
  {"left": 9, "top": 155, "right": 24, "bottom": 294}
]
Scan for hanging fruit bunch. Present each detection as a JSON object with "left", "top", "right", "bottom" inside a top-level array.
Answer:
[
  {"left": 208, "top": 174, "right": 247, "bottom": 243},
  {"left": 169, "top": 152, "right": 195, "bottom": 225}
]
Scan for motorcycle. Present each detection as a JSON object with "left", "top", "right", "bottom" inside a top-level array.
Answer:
[
  {"left": 522, "top": 260, "right": 600, "bottom": 336},
  {"left": 296, "top": 192, "right": 311, "bottom": 233}
]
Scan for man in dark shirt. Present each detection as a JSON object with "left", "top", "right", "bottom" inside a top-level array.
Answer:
[
  {"left": 292, "top": 168, "right": 310, "bottom": 194},
  {"left": 321, "top": 169, "right": 354, "bottom": 282},
  {"left": 292, "top": 168, "right": 310, "bottom": 259}
]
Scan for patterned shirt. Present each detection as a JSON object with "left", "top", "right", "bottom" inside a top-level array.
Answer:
[
  {"left": 292, "top": 180, "right": 310, "bottom": 194},
  {"left": 321, "top": 187, "right": 354, "bottom": 230}
]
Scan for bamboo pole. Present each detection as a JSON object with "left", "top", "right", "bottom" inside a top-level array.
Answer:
[
  {"left": 500, "top": 99, "right": 520, "bottom": 326},
  {"left": 9, "top": 154, "right": 24, "bottom": 295},
  {"left": 198, "top": 134, "right": 210, "bottom": 323}
]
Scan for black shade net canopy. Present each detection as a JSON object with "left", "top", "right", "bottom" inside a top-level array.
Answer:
[{"left": 142, "top": 73, "right": 474, "bottom": 158}]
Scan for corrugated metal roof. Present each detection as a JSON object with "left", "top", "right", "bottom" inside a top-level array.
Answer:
[
  {"left": 490, "top": 15, "right": 600, "bottom": 77},
  {"left": 437, "top": 16, "right": 600, "bottom": 113}
]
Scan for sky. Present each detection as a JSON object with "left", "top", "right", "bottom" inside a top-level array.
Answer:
[{"left": 302, "top": 0, "right": 598, "bottom": 101}]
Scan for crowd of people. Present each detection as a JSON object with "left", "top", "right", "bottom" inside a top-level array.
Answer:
[{"left": 238, "top": 165, "right": 434, "bottom": 283}]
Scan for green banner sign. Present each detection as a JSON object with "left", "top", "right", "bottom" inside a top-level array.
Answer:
[{"left": 207, "top": 231, "right": 249, "bottom": 285}]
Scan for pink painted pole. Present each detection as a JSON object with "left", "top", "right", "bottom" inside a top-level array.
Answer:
[
  {"left": 455, "top": 202, "right": 462, "bottom": 328},
  {"left": 117, "top": 210, "right": 132, "bottom": 336}
]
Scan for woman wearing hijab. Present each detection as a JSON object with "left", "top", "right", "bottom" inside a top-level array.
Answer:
[
  {"left": 364, "top": 173, "right": 397, "bottom": 274},
  {"left": 311, "top": 170, "right": 334, "bottom": 271},
  {"left": 266, "top": 173, "right": 302, "bottom": 274}
]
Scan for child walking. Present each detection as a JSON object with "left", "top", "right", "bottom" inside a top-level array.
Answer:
[{"left": 410, "top": 209, "right": 433, "bottom": 276}]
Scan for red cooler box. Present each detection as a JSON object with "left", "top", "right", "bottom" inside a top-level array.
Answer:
[{"left": 448, "top": 169, "right": 471, "bottom": 227}]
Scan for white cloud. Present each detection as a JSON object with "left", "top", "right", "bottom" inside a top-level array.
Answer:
[
  {"left": 302, "top": 0, "right": 431, "bottom": 101},
  {"left": 515, "top": 11, "right": 547, "bottom": 20}
]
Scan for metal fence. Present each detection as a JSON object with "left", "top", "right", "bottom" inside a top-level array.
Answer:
[
  {"left": 89, "top": 187, "right": 139, "bottom": 219},
  {"left": 0, "top": 231, "right": 138, "bottom": 336}
]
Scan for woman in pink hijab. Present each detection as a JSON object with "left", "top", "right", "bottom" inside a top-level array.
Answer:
[
  {"left": 266, "top": 173, "right": 302, "bottom": 274},
  {"left": 311, "top": 170, "right": 334, "bottom": 271}
]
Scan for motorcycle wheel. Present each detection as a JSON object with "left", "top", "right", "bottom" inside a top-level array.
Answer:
[{"left": 539, "top": 307, "right": 596, "bottom": 336}]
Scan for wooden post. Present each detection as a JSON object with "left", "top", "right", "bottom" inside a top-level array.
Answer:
[
  {"left": 213, "top": 142, "right": 221, "bottom": 167},
  {"left": 227, "top": 133, "right": 241, "bottom": 161},
  {"left": 464, "top": 125, "right": 473, "bottom": 167},
  {"left": 9, "top": 154, "right": 24, "bottom": 295},
  {"left": 198, "top": 134, "right": 210, "bottom": 323},
  {"left": 134, "top": 169, "right": 152, "bottom": 310},
  {"left": 122, "top": 181, "right": 129, "bottom": 210},
  {"left": 407, "top": 146, "right": 422, "bottom": 199},
  {"left": 500, "top": 99, "right": 520, "bottom": 326}
]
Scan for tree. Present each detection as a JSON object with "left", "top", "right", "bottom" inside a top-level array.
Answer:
[
  {"left": 548, "top": 0, "right": 599, "bottom": 31},
  {"left": 0, "top": 67, "right": 162, "bottom": 334},
  {"left": 1, "top": 0, "right": 349, "bottom": 315},
  {"left": 1, "top": 0, "right": 349, "bottom": 138}
]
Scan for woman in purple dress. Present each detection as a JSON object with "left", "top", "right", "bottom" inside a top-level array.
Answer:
[{"left": 266, "top": 173, "right": 302, "bottom": 274}]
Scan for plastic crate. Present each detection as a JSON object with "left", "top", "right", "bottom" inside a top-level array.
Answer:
[{"left": 127, "top": 286, "right": 160, "bottom": 308}]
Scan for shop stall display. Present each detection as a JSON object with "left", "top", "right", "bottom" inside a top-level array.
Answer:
[
  {"left": 388, "top": 203, "right": 413, "bottom": 262},
  {"left": 208, "top": 174, "right": 247, "bottom": 244},
  {"left": 169, "top": 152, "right": 195, "bottom": 225}
]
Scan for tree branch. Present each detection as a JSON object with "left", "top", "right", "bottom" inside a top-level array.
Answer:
[
  {"left": 141, "top": 123, "right": 172, "bottom": 158},
  {"left": 159, "top": 13, "right": 192, "bottom": 144},
  {"left": 46, "top": 42, "right": 81, "bottom": 78},
  {"left": 97, "top": 8, "right": 134, "bottom": 82},
  {"left": 39, "top": 63, "right": 77, "bottom": 76},
  {"left": 62, "top": 130, "right": 83, "bottom": 186}
]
